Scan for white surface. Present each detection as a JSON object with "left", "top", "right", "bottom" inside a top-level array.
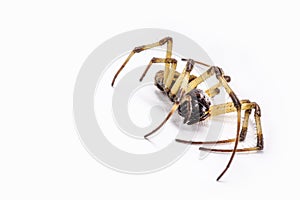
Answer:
[{"left": 0, "top": 1, "right": 295, "bottom": 199}]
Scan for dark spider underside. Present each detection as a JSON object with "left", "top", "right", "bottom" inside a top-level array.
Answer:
[{"left": 178, "top": 89, "right": 211, "bottom": 125}]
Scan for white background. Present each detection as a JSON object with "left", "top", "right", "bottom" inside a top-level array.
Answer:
[{"left": 0, "top": 1, "right": 296, "bottom": 199}]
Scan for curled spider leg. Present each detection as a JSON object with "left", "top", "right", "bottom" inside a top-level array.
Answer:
[
  {"left": 144, "top": 87, "right": 188, "bottom": 139},
  {"left": 111, "top": 37, "right": 173, "bottom": 86},
  {"left": 144, "top": 103, "right": 179, "bottom": 138}
]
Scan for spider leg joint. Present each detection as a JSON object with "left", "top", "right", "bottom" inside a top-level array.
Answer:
[{"left": 159, "top": 37, "right": 173, "bottom": 45}]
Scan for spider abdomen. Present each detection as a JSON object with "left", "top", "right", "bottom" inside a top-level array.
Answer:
[{"left": 178, "top": 89, "right": 211, "bottom": 125}]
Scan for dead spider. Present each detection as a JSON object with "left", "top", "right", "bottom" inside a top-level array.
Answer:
[{"left": 111, "top": 37, "right": 264, "bottom": 181}]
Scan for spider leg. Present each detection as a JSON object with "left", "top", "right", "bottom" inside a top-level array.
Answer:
[
  {"left": 176, "top": 138, "right": 236, "bottom": 145},
  {"left": 208, "top": 100, "right": 262, "bottom": 143},
  {"left": 139, "top": 57, "right": 177, "bottom": 89},
  {"left": 207, "top": 99, "right": 252, "bottom": 141},
  {"left": 111, "top": 37, "right": 173, "bottom": 86},
  {"left": 199, "top": 102, "right": 263, "bottom": 152},
  {"left": 185, "top": 66, "right": 242, "bottom": 181},
  {"left": 239, "top": 108, "right": 252, "bottom": 141},
  {"left": 202, "top": 101, "right": 262, "bottom": 180},
  {"left": 181, "top": 58, "right": 211, "bottom": 68},
  {"left": 198, "top": 147, "right": 261, "bottom": 152},
  {"left": 144, "top": 59, "right": 195, "bottom": 138},
  {"left": 205, "top": 75, "right": 231, "bottom": 98},
  {"left": 144, "top": 103, "right": 179, "bottom": 138},
  {"left": 187, "top": 57, "right": 231, "bottom": 98}
]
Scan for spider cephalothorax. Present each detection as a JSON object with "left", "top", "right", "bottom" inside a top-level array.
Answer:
[{"left": 111, "top": 37, "right": 264, "bottom": 181}]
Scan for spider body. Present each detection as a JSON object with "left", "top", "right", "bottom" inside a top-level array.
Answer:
[
  {"left": 111, "top": 37, "right": 264, "bottom": 181},
  {"left": 154, "top": 70, "right": 211, "bottom": 125}
]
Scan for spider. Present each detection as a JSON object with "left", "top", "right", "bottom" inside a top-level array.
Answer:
[{"left": 111, "top": 37, "right": 264, "bottom": 181}]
